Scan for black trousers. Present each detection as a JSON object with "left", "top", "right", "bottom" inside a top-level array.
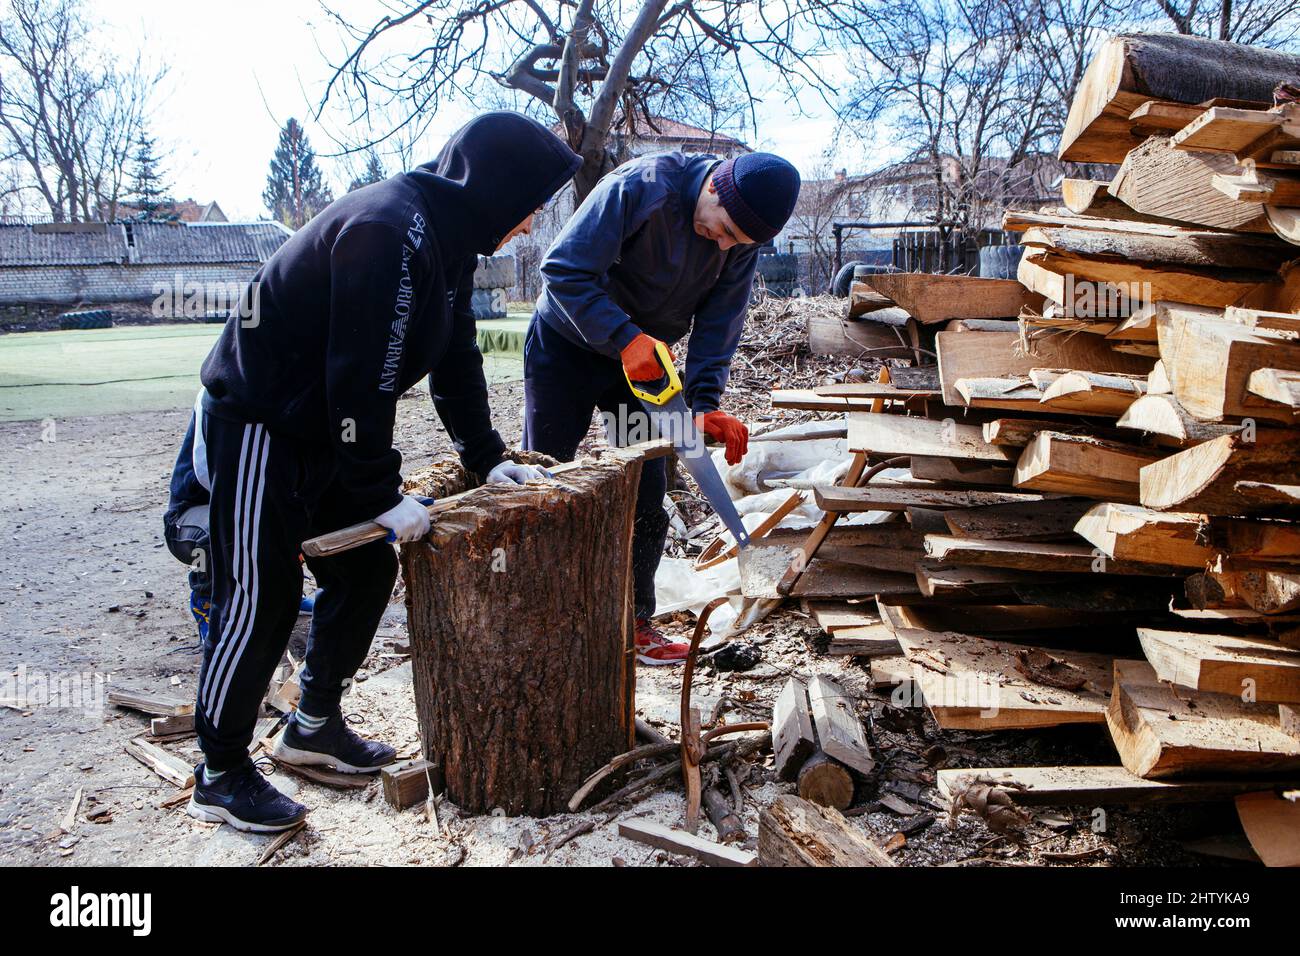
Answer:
[
  {"left": 521, "top": 316, "right": 669, "bottom": 619},
  {"left": 195, "top": 414, "right": 397, "bottom": 770}
]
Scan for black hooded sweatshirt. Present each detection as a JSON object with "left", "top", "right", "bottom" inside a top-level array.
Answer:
[{"left": 200, "top": 112, "right": 581, "bottom": 524}]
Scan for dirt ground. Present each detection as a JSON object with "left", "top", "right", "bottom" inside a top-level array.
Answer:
[{"left": 0, "top": 380, "right": 1246, "bottom": 867}]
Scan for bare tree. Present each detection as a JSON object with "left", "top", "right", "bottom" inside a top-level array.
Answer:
[
  {"left": 1131, "top": 0, "right": 1300, "bottom": 44},
  {"left": 0, "top": 0, "right": 165, "bottom": 221},
  {"left": 316, "top": 0, "right": 853, "bottom": 199}
]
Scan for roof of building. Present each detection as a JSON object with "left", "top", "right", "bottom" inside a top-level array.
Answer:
[
  {"left": 0, "top": 221, "right": 292, "bottom": 267},
  {"left": 613, "top": 114, "right": 751, "bottom": 152}
]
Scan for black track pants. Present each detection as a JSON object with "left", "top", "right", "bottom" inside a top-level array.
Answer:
[{"left": 195, "top": 414, "right": 398, "bottom": 771}]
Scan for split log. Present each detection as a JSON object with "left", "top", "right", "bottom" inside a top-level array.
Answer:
[
  {"left": 1073, "top": 503, "right": 1214, "bottom": 568},
  {"left": 1109, "top": 134, "right": 1273, "bottom": 232},
  {"left": 938, "top": 766, "right": 1300, "bottom": 807},
  {"left": 758, "top": 794, "right": 894, "bottom": 867},
  {"left": 1156, "top": 302, "right": 1300, "bottom": 423},
  {"left": 1058, "top": 33, "right": 1299, "bottom": 163},
  {"left": 1139, "top": 433, "right": 1300, "bottom": 516},
  {"left": 401, "top": 455, "right": 643, "bottom": 816},
  {"left": 1116, "top": 393, "right": 1245, "bottom": 445},
  {"left": 1106, "top": 659, "right": 1300, "bottom": 778}
]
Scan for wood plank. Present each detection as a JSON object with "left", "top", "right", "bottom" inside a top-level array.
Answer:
[
  {"left": 1172, "top": 104, "right": 1300, "bottom": 158},
  {"left": 1203, "top": 517, "right": 1300, "bottom": 563},
  {"left": 924, "top": 535, "right": 1183, "bottom": 576},
  {"left": 1140, "top": 433, "right": 1300, "bottom": 516},
  {"left": 1074, "top": 502, "right": 1214, "bottom": 568},
  {"left": 847, "top": 412, "right": 1015, "bottom": 463},
  {"left": 108, "top": 689, "right": 193, "bottom": 718},
  {"left": 380, "top": 758, "right": 441, "bottom": 810},
  {"left": 1105, "top": 658, "right": 1300, "bottom": 778},
  {"left": 942, "top": 497, "right": 1094, "bottom": 542},
  {"left": 815, "top": 485, "right": 1053, "bottom": 512},
  {"left": 1138, "top": 628, "right": 1300, "bottom": 703},
  {"left": 125, "top": 737, "right": 194, "bottom": 789},
  {"left": 894, "top": 628, "right": 1114, "bottom": 730},
  {"left": 936, "top": 329, "right": 1152, "bottom": 408},
  {"left": 1021, "top": 246, "right": 1274, "bottom": 309},
  {"left": 863, "top": 272, "right": 1036, "bottom": 325},
  {"left": 909, "top": 456, "right": 1014, "bottom": 487},
  {"left": 938, "top": 766, "right": 1298, "bottom": 807},
  {"left": 806, "top": 675, "right": 875, "bottom": 775},
  {"left": 807, "top": 311, "right": 914, "bottom": 359},
  {"left": 805, "top": 599, "right": 883, "bottom": 633},
  {"left": 825, "top": 624, "right": 901, "bottom": 658},
  {"left": 619, "top": 818, "right": 757, "bottom": 867},
  {"left": 772, "top": 678, "right": 816, "bottom": 781},
  {"left": 1018, "top": 221, "right": 1296, "bottom": 271},
  {"left": 1014, "top": 431, "right": 1166, "bottom": 503},
  {"left": 758, "top": 794, "right": 894, "bottom": 867},
  {"left": 1248, "top": 367, "right": 1300, "bottom": 410},
  {"left": 1235, "top": 791, "right": 1300, "bottom": 867}
]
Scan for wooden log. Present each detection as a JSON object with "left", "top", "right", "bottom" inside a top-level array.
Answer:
[
  {"left": 1018, "top": 221, "right": 1296, "bottom": 271},
  {"left": 1109, "top": 134, "right": 1273, "bottom": 232},
  {"left": 758, "top": 794, "right": 894, "bottom": 867},
  {"left": 380, "top": 758, "right": 442, "bottom": 810},
  {"left": 797, "top": 751, "right": 855, "bottom": 810},
  {"left": 937, "top": 766, "right": 1300, "bottom": 807},
  {"left": 401, "top": 456, "right": 641, "bottom": 816},
  {"left": 1014, "top": 431, "right": 1166, "bottom": 503},
  {"left": 1057, "top": 33, "right": 1298, "bottom": 163},
  {"left": 618, "top": 818, "right": 757, "bottom": 867},
  {"left": 862, "top": 273, "right": 1036, "bottom": 325},
  {"left": 1156, "top": 302, "right": 1300, "bottom": 424},
  {"left": 702, "top": 786, "right": 746, "bottom": 844},
  {"left": 1139, "top": 433, "right": 1300, "bottom": 516},
  {"left": 1106, "top": 658, "right": 1300, "bottom": 778},
  {"left": 1137, "top": 628, "right": 1300, "bottom": 703}
]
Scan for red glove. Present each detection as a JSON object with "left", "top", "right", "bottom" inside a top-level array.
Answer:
[
  {"left": 620, "top": 332, "right": 673, "bottom": 382},
  {"left": 697, "top": 410, "right": 749, "bottom": 465}
]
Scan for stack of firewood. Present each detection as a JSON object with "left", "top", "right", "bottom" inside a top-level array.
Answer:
[{"left": 753, "top": 31, "right": 1300, "bottom": 864}]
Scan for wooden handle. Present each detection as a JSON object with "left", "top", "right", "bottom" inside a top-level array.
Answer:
[{"left": 300, "top": 439, "right": 675, "bottom": 559}]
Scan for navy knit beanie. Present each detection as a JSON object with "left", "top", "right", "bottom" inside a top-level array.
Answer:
[{"left": 713, "top": 153, "right": 801, "bottom": 243}]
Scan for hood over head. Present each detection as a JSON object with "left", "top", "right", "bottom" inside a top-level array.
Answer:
[{"left": 408, "top": 111, "right": 582, "bottom": 259}]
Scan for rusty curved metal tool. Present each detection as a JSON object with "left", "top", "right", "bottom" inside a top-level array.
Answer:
[{"left": 680, "top": 596, "right": 728, "bottom": 833}]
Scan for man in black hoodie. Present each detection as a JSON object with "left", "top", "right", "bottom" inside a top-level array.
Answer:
[{"left": 188, "top": 112, "right": 581, "bottom": 833}]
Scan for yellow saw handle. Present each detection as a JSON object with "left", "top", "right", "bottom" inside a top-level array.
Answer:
[{"left": 624, "top": 340, "right": 682, "bottom": 406}]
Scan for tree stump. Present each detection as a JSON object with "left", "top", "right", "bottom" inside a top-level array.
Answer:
[{"left": 400, "top": 455, "right": 641, "bottom": 816}]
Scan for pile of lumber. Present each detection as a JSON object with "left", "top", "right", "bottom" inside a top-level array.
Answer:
[{"left": 765, "top": 32, "right": 1300, "bottom": 863}]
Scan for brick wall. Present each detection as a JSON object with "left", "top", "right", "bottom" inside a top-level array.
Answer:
[{"left": 0, "top": 263, "right": 261, "bottom": 307}]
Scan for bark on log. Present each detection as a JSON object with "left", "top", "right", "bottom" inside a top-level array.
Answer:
[{"left": 401, "top": 456, "right": 641, "bottom": 815}]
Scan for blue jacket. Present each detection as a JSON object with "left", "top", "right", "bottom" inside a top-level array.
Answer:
[{"left": 535, "top": 151, "right": 760, "bottom": 413}]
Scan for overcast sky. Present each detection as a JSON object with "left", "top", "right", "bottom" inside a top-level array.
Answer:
[{"left": 94, "top": 0, "right": 862, "bottom": 221}]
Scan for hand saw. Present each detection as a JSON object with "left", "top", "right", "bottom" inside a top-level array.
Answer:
[{"left": 624, "top": 340, "right": 750, "bottom": 550}]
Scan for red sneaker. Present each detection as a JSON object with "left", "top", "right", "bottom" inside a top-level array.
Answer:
[{"left": 634, "top": 618, "right": 691, "bottom": 666}]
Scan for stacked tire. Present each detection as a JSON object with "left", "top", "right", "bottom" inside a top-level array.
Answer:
[
  {"left": 472, "top": 254, "right": 515, "bottom": 319},
  {"left": 754, "top": 252, "right": 799, "bottom": 298},
  {"left": 58, "top": 309, "right": 113, "bottom": 330},
  {"left": 978, "top": 243, "right": 1023, "bottom": 279}
]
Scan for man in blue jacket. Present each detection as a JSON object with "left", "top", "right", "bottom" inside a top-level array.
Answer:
[
  {"left": 186, "top": 112, "right": 581, "bottom": 832},
  {"left": 524, "top": 151, "right": 800, "bottom": 664}
]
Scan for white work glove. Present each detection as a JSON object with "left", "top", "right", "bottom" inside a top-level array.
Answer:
[
  {"left": 374, "top": 495, "right": 431, "bottom": 543},
  {"left": 485, "top": 460, "right": 551, "bottom": 485}
]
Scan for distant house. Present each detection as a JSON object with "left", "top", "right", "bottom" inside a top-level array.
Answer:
[
  {"left": 0, "top": 220, "right": 292, "bottom": 307},
  {"left": 610, "top": 115, "right": 752, "bottom": 160},
  {"left": 100, "top": 198, "right": 229, "bottom": 223}
]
